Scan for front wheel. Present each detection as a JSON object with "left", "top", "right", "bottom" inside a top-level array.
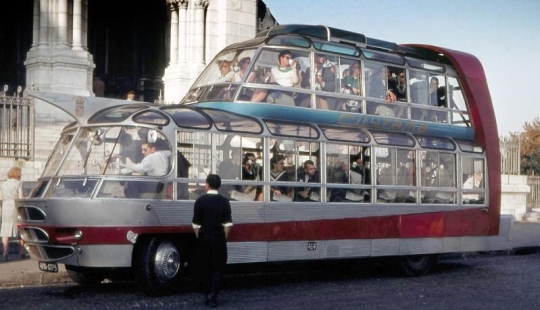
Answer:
[
  {"left": 132, "top": 236, "right": 182, "bottom": 296},
  {"left": 397, "top": 254, "right": 437, "bottom": 276}
]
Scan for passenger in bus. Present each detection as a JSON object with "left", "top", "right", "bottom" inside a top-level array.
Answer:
[
  {"left": 301, "top": 53, "right": 337, "bottom": 109},
  {"left": 396, "top": 150, "right": 416, "bottom": 202},
  {"left": 244, "top": 152, "right": 263, "bottom": 200},
  {"left": 429, "top": 77, "right": 445, "bottom": 107},
  {"left": 217, "top": 149, "right": 241, "bottom": 197},
  {"left": 394, "top": 71, "right": 408, "bottom": 102},
  {"left": 294, "top": 160, "right": 321, "bottom": 202},
  {"left": 345, "top": 154, "right": 370, "bottom": 202},
  {"left": 368, "top": 66, "right": 397, "bottom": 102},
  {"left": 117, "top": 141, "right": 171, "bottom": 198},
  {"left": 341, "top": 62, "right": 362, "bottom": 112},
  {"left": 463, "top": 172, "right": 483, "bottom": 189},
  {"left": 232, "top": 57, "right": 256, "bottom": 83},
  {"left": 377, "top": 162, "right": 397, "bottom": 202},
  {"left": 177, "top": 150, "right": 191, "bottom": 200},
  {"left": 368, "top": 66, "right": 397, "bottom": 117},
  {"left": 428, "top": 77, "right": 447, "bottom": 122},
  {"left": 393, "top": 71, "right": 408, "bottom": 119},
  {"left": 118, "top": 142, "right": 171, "bottom": 176},
  {"left": 251, "top": 50, "right": 299, "bottom": 105},
  {"left": 328, "top": 160, "right": 348, "bottom": 202},
  {"left": 270, "top": 155, "right": 291, "bottom": 201},
  {"left": 215, "top": 60, "right": 234, "bottom": 83}
]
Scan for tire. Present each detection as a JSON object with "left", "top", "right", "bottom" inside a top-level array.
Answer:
[
  {"left": 397, "top": 254, "right": 437, "bottom": 276},
  {"left": 65, "top": 265, "right": 105, "bottom": 286},
  {"left": 132, "top": 236, "right": 182, "bottom": 296}
]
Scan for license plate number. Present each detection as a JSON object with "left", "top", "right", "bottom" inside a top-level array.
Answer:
[{"left": 38, "top": 262, "right": 59, "bottom": 273}]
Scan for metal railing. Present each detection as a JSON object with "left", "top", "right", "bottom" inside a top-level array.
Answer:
[
  {"left": 0, "top": 85, "right": 34, "bottom": 160},
  {"left": 500, "top": 135, "right": 520, "bottom": 175},
  {"left": 527, "top": 175, "right": 540, "bottom": 210}
]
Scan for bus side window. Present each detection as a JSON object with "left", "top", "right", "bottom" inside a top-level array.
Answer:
[{"left": 375, "top": 147, "right": 396, "bottom": 203}]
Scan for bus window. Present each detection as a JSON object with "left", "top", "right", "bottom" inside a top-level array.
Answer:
[
  {"left": 410, "top": 70, "right": 428, "bottom": 105},
  {"left": 421, "top": 152, "right": 456, "bottom": 204},
  {"left": 193, "top": 50, "right": 237, "bottom": 87},
  {"left": 375, "top": 147, "right": 397, "bottom": 203},
  {"left": 395, "top": 149, "right": 416, "bottom": 203},
  {"left": 217, "top": 134, "right": 241, "bottom": 179},
  {"left": 249, "top": 49, "right": 310, "bottom": 106},
  {"left": 177, "top": 130, "right": 211, "bottom": 200},
  {"left": 339, "top": 58, "right": 363, "bottom": 112},
  {"left": 217, "top": 134, "right": 263, "bottom": 201},
  {"left": 45, "top": 178, "right": 98, "bottom": 198},
  {"left": 448, "top": 76, "right": 471, "bottom": 127},
  {"left": 462, "top": 157, "right": 485, "bottom": 204},
  {"left": 448, "top": 76, "right": 466, "bottom": 111},
  {"left": 326, "top": 144, "right": 370, "bottom": 203}
]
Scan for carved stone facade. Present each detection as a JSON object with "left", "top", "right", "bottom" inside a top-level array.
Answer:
[{"left": 9, "top": 0, "right": 277, "bottom": 121}]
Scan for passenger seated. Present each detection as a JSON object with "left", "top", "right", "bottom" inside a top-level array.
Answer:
[
  {"left": 377, "top": 163, "right": 396, "bottom": 202},
  {"left": 341, "top": 62, "right": 362, "bottom": 112},
  {"left": 301, "top": 53, "right": 337, "bottom": 109},
  {"left": 294, "top": 160, "right": 320, "bottom": 202},
  {"left": 367, "top": 66, "right": 397, "bottom": 117},
  {"left": 217, "top": 149, "right": 241, "bottom": 197},
  {"left": 118, "top": 141, "right": 172, "bottom": 199},
  {"left": 270, "top": 155, "right": 291, "bottom": 201},
  {"left": 232, "top": 57, "right": 256, "bottom": 83},
  {"left": 229, "top": 154, "right": 259, "bottom": 201},
  {"left": 251, "top": 50, "right": 299, "bottom": 105},
  {"left": 215, "top": 60, "right": 234, "bottom": 83},
  {"left": 328, "top": 160, "right": 348, "bottom": 202}
]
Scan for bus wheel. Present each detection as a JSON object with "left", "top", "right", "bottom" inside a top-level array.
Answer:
[
  {"left": 398, "top": 254, "right": 437, "bottom": 276},
  {"left": 65, "top": 265, "right": 105, "bottom": 285},
  {"left": 133, "top": 236, "right": 182, "bottom": 296}
]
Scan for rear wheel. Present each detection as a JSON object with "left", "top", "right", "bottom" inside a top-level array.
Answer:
[
  {"left": 132, "top": 236, "right": 182, "bottom": 296},
  {"left": 397, "top": 254, "right": 437, "bottom": 276}
]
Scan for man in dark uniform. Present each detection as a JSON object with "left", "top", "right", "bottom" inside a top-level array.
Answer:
[{"left": 192, "top": 174, "right": 233, "bottom": 307}]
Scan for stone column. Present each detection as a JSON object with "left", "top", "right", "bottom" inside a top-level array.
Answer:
[
  {"left": 31, "top": 0, "right": 39, "bottom": 50},
  {"left": 193, "top": 0, "right": 209, "bottom": 76},
  {"left": 57, "top": 0, "right": 69, "bottom": 49},
  {"left": 167, "top": 0, "right": 179, "bottom": 65},
  {"left": 178, "top": 0, "right": 188, "bottom": 65},
  {"left": 72, "top": 0, "right": 84, "bottom": 50},
  {"left": 38, "top": 0, "right": 48, "bottom": 48}
]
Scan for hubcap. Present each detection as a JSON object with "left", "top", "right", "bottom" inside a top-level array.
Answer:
[{"left": 154, "top": 241, "right": 181, "bottom": 282}]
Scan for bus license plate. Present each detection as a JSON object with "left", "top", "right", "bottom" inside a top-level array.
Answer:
[{"left": 39, "top": 262, "right": 59, "bottom": 273}]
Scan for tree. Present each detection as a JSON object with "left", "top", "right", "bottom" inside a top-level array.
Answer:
[{"left": 517, "top": 117, "right": 540, "bottom": 175}]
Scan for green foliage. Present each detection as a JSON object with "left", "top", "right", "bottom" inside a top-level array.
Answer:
[{"left": 519, "top": 117, "right": 540, "bottom": 175}]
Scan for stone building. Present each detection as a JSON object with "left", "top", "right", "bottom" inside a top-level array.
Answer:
[{"left": 0, "top": 0, "right": 277, "bottom": 121}]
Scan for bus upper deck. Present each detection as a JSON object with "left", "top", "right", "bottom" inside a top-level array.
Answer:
[{"left": 182, "top": 24, "right": 478, "bottom": 135}]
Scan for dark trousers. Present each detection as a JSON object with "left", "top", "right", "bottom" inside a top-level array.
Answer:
[{"left": 195, "top": 233, "right": 228, "bottom": 297}]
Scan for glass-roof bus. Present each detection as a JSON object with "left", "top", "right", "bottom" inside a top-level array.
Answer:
[{"left": 18, "top": 24, "right": 505, "bottom": 296}]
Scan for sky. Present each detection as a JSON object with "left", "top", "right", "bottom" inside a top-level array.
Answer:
[{"left": 262, "top": 0, "right": 540, "bottom": 136}]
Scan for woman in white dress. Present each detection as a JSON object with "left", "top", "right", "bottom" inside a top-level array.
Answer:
[{"left": 1, "top": 167, "right": 26, "bottom": 261}]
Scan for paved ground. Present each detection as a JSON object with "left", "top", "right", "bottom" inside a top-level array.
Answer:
[{"left": 1, "top": 221, "right": 539, "bottom": 289}]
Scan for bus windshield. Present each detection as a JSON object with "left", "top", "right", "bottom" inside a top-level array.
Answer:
[{"left": 42, "top": 126, "right": 171, "bottom": 177}]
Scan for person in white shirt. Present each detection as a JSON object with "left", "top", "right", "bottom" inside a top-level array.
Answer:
[
  {"left": 117, "top": 141, "right": 171, "bottom": 199},
  {"left": 119, "top": 142, "right": 171, "bottom": 176}
]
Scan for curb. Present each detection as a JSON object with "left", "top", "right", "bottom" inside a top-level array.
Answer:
[{"left": 0, "top": 270, "right": 73, "bottom": 288}]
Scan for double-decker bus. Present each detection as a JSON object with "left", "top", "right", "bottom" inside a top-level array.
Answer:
[{"left": 18, "top": 24, "right": 507, "bottom": 296}]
